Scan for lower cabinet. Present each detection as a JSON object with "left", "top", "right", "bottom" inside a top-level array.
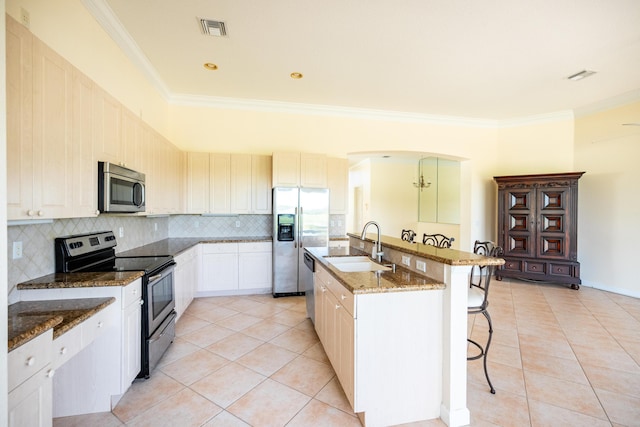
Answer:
[
  {"left": 174, "top": 246, "right": 200, "bottom": 319},
  {"left": 8, "top": 329, "right": 54, "bottom": 427},
  {"left": 199, "top": 242, "right": 272, "bottom": 295}
]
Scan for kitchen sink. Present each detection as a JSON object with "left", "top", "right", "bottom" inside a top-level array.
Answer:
[{"left": 324, "top": 256, "right": 392, "bottom": 272}]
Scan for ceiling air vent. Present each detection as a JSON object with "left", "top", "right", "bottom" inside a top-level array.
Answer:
[{"left": 200, "top": 19, "right": 227, "bottom": 37}]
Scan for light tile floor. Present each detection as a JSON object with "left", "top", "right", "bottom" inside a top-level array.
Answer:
[{"left": 53, "top": 278, "right": 640, "bottom": 427}]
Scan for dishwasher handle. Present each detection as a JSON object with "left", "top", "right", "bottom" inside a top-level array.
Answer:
[{"left": 303, "top": 252, "right": 315, "bottom": 272}]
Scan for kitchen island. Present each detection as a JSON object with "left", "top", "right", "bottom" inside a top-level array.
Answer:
[{"left": 305, "top": 234, "right": 503, "bottom": 427}]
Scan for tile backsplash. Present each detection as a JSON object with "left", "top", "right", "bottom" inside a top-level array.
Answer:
[{"left": 7, "top": 213, "right": 346, "bottom": 299}]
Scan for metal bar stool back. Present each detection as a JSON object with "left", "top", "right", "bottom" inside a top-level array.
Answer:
[{"left": 422, "top": 233, "right": 455, "bottom": 248}]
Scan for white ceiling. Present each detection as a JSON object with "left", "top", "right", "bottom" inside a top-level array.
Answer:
[{"left": 90, "top": 0, "right": 640, "bottom": 121}]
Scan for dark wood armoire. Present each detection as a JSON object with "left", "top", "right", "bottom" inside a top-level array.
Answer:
[{"left": 494, "top": 172, "right": 585, "bottom": 289}]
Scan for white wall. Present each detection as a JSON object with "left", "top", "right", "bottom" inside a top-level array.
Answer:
[{"left": 574, "top": 101, "right": 640, "bottom": 297}]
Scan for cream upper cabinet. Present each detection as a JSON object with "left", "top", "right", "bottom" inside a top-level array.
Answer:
[
  {"left": 230, "top": 154, "right": 251, "bottom": 213},
  {"left": 146, "top": 131, "right": 184, "bottom": 215},
  {"left": 187, "top": 153, "right": 270, "bottom": 214},
  {"left": 186, "top": 152, "right": 210, "bottom": 213},
  {"left": 92, "top": 85, "right": 122, "bottom": 165},
  {"left": 71, "top": 70, "right": 98, "bottom": 217},
  {"left": 327, "top": 157, "right": 348, "bottom": 214},
  {"left": 300, "top": 153, "right": 328, "bottom": 188},
  {"left": 272, "top": 152, "right": 327, "bottom": 188},
  {"left": 7, "top": 16, "right": 34, "bottom": 220},
  {"left": 7, "top": 22, "right": 75, "bottom": 220},
  {"left": 251, "top": 155, "right": 272, "bottom": 214},
  {"left": 122, "top": 109, "right": 144, "bottom": 172},
  {"left": 210, "top": 153, "right": 231, "bottom": 214}
]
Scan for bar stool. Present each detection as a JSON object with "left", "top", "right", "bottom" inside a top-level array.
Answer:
[
  {"left": 467, "top": 240, "right": 503, "bottom": 394},
  {"left": 401, "top": 229, "right": 416, "bottom": 243},
  {"left": 422, "top": 233, "right": 455, "bottom": 248}
]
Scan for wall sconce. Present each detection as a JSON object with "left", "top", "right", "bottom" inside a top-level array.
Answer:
[{"left": 413, "top": 175, "right": 431, "bottom": 191}]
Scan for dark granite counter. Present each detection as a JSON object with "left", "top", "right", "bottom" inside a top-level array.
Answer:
[
  {"left": 8, "top": 297, "right": 115, "bottom": 352},
  {"left": 353, "top": 233, "right": 505, "bottom": 267},
  {"left": 17, "top": 271, "right": 144, "bottom": 290},
  {"left": 305, "top": 246, "right": 445, "bottom": 294},
  {"left": 117, "top": 236, "right": 272, "bottom": 257}
]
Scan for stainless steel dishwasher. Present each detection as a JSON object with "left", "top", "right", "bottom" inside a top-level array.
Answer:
[{"left": 302, "top": 252, "right": 316, "bottom": 324}]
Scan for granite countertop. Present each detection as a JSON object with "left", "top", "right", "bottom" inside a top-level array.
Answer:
[
  {"left": 17, "top": 271, "right": 144, "bottom": 291},
  {"left": 8, "top": 297, "right": 115, "bottom": 352},
  {"left": 117, "top": 236, "right": 272, "bottom": 257},
  {"left": 352, "top": 233, "right": 505, "bottom": 267},
  {"left": 305, "top": 246, "right": 446, "bottom": 294}
]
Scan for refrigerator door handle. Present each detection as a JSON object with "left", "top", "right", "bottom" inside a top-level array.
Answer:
[
  {"left": 294, "top": 207, "right": 298, "bottom": 248},
  {"left": 299, "top": 206, "right": 304, "bottom": 248}
]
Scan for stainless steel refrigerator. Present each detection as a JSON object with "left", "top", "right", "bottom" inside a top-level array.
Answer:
[{"left": 272, "top": 187, "right": 329, "bottom": 299}]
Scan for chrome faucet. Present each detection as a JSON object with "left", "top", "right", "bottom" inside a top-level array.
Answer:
[{"left": 361, "top": 221, "right": 383, "bottom": 262}]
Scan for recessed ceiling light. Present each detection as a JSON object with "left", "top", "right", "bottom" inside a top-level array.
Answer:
[
  {"left": 203, "top": 63, "right": 218, "bottom": 70},
  {"left": 200, "top": 19, "right": 227, "bottom": 37},
  {"left": 567, "top": 70, "right": 596, "bottom": 81},
  {"left": 290, "top": 72, "right": 303, "bottom": 79}
]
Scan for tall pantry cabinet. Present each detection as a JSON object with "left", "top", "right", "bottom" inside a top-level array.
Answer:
[{"left": 494, "top": 172, "right": 585, "bottom": 289}]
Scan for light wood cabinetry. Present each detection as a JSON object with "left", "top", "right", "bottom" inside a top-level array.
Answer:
[
  {"left": 92, "top": 85, "right": 122, "bottom": 165},
  {"left": 272, "top": 152, "right": 327, "bottom": 188},
  {"left": 199, "top": 242, "right": 272, "bottom": 295},
  {"left": 251, "top": 155, "right": 273, "bottom": 214},
  {"left": 121, "top": 282, "right": 142, "bottom": 388},
  {"left": 200, "top": 243, "right": 239, "bottom": 293},
  {"left": 8, "top": 329, "right": 54, "bottom": 427},
  {"left": 7, "top": 18, "right": 79, "bottom": 220},
  {"left": 211, "top": 153, "right": 232, "bottom": 214},
  {"left": 187, "top": 153, "right": 272, "bottom": 214},
  {"left": 495, "top": 172, "right": 584, "bottom": 288},
  {"left": 238, "top": 242, "right": 272, "bottom": 290},
  {"left": 327, "top": 157, "right": 348, "bottom": 214},
  {"left": 174, "top": 246, "right": 200, "bottom": 320}
]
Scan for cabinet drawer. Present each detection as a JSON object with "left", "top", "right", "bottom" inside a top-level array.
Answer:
[
  {"left": 316, "top": 265, "right": 334, "bottom": 286},
  {"left": 81, "top": 303, "right": 115, "bottom": 347},
  {"left": 122, "top": 279, "right": 142, "bottom": 308},
  {"left": 238, "top": 241, "right": 271, "bottom": 253},
  {"left": 8, "top": 329, "right": 53, "bottom": 392},
  {"left": 51, "top": 325, "right": 82, "bottom": 369},
  {"left": 326, "top": 277, "right": 355, "bottom": 318},
  {"left": 502, "top": 259, "right": 523, "bottom": 272},
  {"left": 525, "top": 261, "right": 546, "bottom": 274},
  {"left": 201, "top": 243, "right": 238, "bottom": 254}
]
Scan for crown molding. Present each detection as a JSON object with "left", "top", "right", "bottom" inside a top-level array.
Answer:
[
  {"left": 574, "top": 90, "right": 640, "bottom": 118},
  {"left": 81, "top": 0, "right": 171, "bottom": 99},
  {"left": 496, "top": 110, "right": 575, "bottom": 128}
]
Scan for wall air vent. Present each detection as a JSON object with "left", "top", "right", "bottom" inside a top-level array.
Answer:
[{"left": 200, "top": 19, "right": 227, "bottom": 37}]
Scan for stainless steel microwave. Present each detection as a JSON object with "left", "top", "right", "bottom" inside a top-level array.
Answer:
[{"left": 98, "top": 162, "right": 146, "bottom": 213}]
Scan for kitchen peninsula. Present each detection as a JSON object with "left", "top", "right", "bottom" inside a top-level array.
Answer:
[{"left": 305, "top": 233, "right": 504, "bottom": 427}]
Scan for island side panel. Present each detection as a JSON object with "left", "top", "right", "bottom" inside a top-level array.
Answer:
[
  {"left": 440, "top": 264, "right": 471, "bottom": 427},
  {"left": 355, "top": 289, "right": 444, "bottom": 427}
]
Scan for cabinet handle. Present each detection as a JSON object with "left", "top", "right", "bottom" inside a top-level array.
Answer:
[
  {"left": 60, "top": 347, "right": 67, "bottom": 355},
  {"left": 341, "top": 294, "right": 347, "bottom": 300},
  {"left": 335, "top": 305, "right": 341, "bottom": 310},
  {"left": 95, "top": 210, "right": 101, "bottom": 216},
  {"left": 27, "top": 210, "right": 35, "bottom": 216},
  {"left": 26, "top": 357, "right": 35, "bottom": 366},
  {"left": 47, "top": 369, "right": 56, "bottom": 379},
  {"left": 97, "top": 321, "right": 104, "bottom": 328},
  {"left": 139, "top": 300, "right": 144, "bottom": 305},
  {"left": 321, "top": 286, "right": 327, "bottom": 292},
  {"left": 38, "top": 210, "right": 44, "bottom": 216},
  {"left": 132, "top": 289, "right": 138, "bottom": 295}
]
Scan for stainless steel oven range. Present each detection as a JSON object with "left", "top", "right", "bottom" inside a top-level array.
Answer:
[{"left": 55, "top": 231, "right": 176, "bottom": 379}]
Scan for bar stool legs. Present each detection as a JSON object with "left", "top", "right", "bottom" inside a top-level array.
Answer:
[{"left": 467, "top": 309, "right": 495, "bottom": 394}]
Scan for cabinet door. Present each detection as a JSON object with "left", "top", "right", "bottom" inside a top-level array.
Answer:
[
  {"left": 536, "top": 186, "right": 570, "bottom": 259},
  {"left": 300, "top": 153, "right": 327, "bottom": 188},
  {"left": 327, "top": 157, "right": 348, "bottom": 214},
  {"left": 186, "top": 152, "right": 210, "bottom": 213},
  {"left": 272, "top": 152, "right": 300, "bottom": 187},
  {"left": 122, "top": 300, "right": 142, "bottom": 387},
  {"left": 8, "top": 367, "right": 53, "bottom": 427},
  {"left": 252, "top": 155, "right": 272, "bottom": 214},
  {"left": 322, "top": 289, "right": 339, "bottom": 367},
  {"left": 500, "top": 187, "right": 535, "bottom": 258},
  {"left": 32, "top": 37, "right": 73, "bottom": 218},
  {"left": 71, "top": 70, "right": 98, "bottom": 217},
  {"left": 6, "top": 16, "right": 33, "bottom": 219},
  {"left": 201, "top": 253, "right": 239, "bottom": 291},
  {"left": 337, "top": 305, "right": 355, "bottom": 407},
  {"left": 122, "top": 109, "right": 143, "bottom": 172},
  {"left": 210, "top": 154, "right": 231, "bottom": 213},
  {"left": 314, "top": 275, "right": 327, "bottom": 342},
  {"left": 238, "top": 251, "right": 272, "bottom": 290},
  {"left": 93, "top": 85, "right": 122, "bottom": 165},
  {"left": 231, "top": 154, "right": 252, "bottom": 213}
]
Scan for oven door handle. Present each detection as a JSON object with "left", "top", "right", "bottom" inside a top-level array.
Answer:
[{"left": 147, "top": 273, "right": 163, "bottom": 282}]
